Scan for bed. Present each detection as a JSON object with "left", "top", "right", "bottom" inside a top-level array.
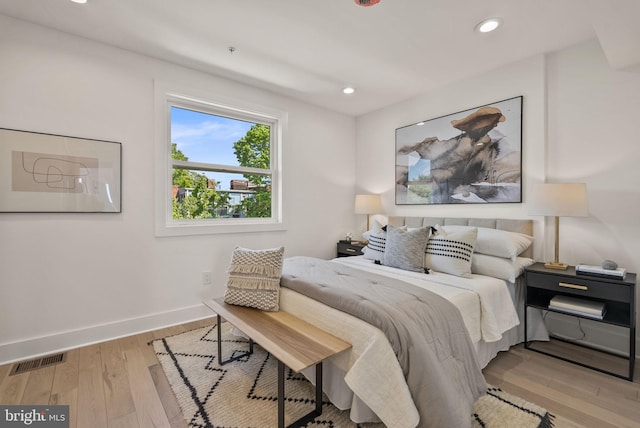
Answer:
[{"left": 276, "top": 216, "right": 549, "bottom": 428}]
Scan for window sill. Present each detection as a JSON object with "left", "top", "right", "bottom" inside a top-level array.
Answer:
[{"left": 155, "top": 218, "right": 287, "bottom": 237}]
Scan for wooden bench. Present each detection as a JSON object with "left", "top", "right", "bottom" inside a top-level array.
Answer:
[{"left": 203, "top": 297, "right": 351, "bottom": 428}]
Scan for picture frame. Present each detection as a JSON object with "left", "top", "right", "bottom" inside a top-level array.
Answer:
[
  {"left": 395, "top": 96, "right": 523, "bottom": 205},
  {"left": 0, "top": 128, "right": 122, "bottom": 213}
]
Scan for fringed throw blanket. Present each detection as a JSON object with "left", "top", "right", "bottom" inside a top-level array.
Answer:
[{"left": 281, "top": 256, "right": 487, "bottom": 428}]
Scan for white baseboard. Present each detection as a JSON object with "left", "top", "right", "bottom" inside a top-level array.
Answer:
[{"left": 0, "top": 304, "right": 215, "bottom": 365}]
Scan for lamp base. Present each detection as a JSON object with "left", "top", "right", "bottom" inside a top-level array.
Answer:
[{"left": 544, "top": 261, "right": 569, "bottom": 270}]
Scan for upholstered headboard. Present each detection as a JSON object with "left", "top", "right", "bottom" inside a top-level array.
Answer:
[{"left": 387, "top": 216, "right": 534, "bottom": 258}]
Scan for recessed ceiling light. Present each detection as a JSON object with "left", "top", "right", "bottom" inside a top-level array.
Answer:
[
  {"left": 343, "top": 87, "right": 355, "bottom": 95},
  {"left": 475, "top": 18, "right": 502, "bottom": 33},
  {"left": 70, "top": 0, "right": 87, "bottom": 3},
  {"left": 354, "top": 0, "right": 381, "bottom": 6}
]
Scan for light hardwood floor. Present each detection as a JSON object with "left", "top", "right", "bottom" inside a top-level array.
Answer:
[{"left": 1, "top": 319, "right": 638, "bottom": 427}]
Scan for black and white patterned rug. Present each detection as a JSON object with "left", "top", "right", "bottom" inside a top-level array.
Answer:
[{"left": 152, "top": 323, "right": 554, "bottom": 427}]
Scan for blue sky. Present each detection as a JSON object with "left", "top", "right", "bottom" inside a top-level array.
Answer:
[{"left": 171, "top": 106, "right": 254, "bottom": 190}]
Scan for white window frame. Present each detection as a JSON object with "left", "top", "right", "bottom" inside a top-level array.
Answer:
[{"left": 154, "top": 81, "right": 285, "bottom": 236}]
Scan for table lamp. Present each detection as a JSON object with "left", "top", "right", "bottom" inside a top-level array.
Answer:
[
  {"left": 529, "top": 183, "right": 589, "bottom": 270},
  {"left": 354, "top": 194, "right": 382, "bottom": 231}
]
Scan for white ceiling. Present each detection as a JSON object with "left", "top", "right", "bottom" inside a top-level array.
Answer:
[{"left": 1, "top": 0, "right": 639, "bottom": 116}]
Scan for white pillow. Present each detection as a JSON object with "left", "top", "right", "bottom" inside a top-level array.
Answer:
[
  {"left": 363, "top": 220, "right": 387, "bottom": 262},
  {"left": 425, "top": 226, "right": 477, "bottom": 278},
  {"left": 362, "top": 229, "right": 372, "bottom": 241},
  {"left": 444, "top": 225, "right": 533, "bottom": 260},
  {"left": 471, "top": 253, "right": 535, "bottom": 282}
]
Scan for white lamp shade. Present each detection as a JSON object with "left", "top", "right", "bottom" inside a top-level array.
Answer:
[
  {"left": 354, "top": 194, "right": 382, "bottom": 214},
  {"left": 529, "top": 183, "right": 589, "bottom": 217}
]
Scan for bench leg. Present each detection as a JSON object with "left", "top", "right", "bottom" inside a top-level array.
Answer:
[
  {"left": 278, "top": 361, "right": 285, "bottom": 428},
  {"left": 215, "top": 314, "right": 323, "bottom": 427},
  {"left": 216, "top": 314, "right": 254, "bottom": 366},
  {"left": 315, "top": 362, "right": 323, "bottom": 415},
  {"left": 278, "top": 360, "right": 323, "bottom": 428}
]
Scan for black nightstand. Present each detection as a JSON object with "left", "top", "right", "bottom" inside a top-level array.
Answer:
[
  {"left": 337, "top": 241, "right": 365, "bottom": 258},
  {"left": 524, "top": 262, "right": 636, "bottom": 380}
]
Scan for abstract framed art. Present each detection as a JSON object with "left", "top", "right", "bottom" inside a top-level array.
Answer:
[
  {"left": 395, "top": 96, "right": 522, "bottom": 205},
  {"left": 0, "top": 128, "right": 122, "bottom": 213}
]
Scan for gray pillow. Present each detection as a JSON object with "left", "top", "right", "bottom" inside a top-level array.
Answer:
[
  {"left": 224, "top": 246, "right": 284, "bottom": 311},
  {"left": 382, "top": 225, "right": 430, "bottom": 272}
]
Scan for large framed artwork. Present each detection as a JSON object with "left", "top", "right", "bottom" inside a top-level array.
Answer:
[
  {"left": 395, "top": 96, "right": 522, "bottom": 205},
  {"left": 0, "top": 128, "right": 122, "bottom": 213}
]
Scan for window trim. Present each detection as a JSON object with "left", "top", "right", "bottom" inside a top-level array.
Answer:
[{"left": 154, "top": 81, "right": 285, "bottom": 237}]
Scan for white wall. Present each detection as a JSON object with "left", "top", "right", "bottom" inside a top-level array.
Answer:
[
  {"left": 546, "top": 39, "right": 640, "bottom": 274},
  {"left": 356, "top": 54, "right": 547, "bottom": 258},
  {"left": 356, "top": 39, "right": 640, "bottom": 355},
  {"left": 0, "top": 15, "right": 357, "bottom": 364},
  {"left": 544, "top": 39, "right": 640, "bottom": 354}
]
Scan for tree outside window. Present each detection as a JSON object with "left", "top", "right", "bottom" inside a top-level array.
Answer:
[{"left": 170, "top": 106, "right": 274, "bottom": 220}]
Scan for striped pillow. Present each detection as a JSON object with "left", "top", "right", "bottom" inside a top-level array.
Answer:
[{"left": 363, "top": 224, "right": 387, "bottom": 262}]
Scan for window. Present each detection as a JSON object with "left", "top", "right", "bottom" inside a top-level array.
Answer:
[{"left": 155, "top": 84, "right": 284, "bottom": 236}]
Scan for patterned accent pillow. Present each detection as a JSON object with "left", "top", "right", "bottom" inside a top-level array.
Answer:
[
  {"left": 382, "top": 225, "right": 430, "bottom": 272},
  {"left": 425, "top": 226, "right": 477, "bottom": 277},
  {"left": 224, "top": 246, "right": 284, "bottom": 311},
  {"left": 363, "top": 221, "right": 387, "bottom": 262}
]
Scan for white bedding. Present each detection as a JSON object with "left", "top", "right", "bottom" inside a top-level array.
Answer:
[
  {"left": 333, "top": 257, "right": 520, "bottom": 343},
  {"left": 276, "top": 256, "right": 534, "bottom": 427}
]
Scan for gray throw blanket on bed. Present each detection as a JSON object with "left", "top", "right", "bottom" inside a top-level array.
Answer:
[{"left": 280, "top": 256, "right": 487, "bottom": 428}]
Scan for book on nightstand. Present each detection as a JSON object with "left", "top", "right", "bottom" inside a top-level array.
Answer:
[
  {"left": 548, "top": 295, "right": 606, "bottom": 320},
  {"left": 575, "top": 264, "right": 626, "bottom": 280}
]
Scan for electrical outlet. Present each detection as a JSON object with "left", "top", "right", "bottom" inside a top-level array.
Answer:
[{"left": 202, "top": 271, "right": 212, "bottom": 285}]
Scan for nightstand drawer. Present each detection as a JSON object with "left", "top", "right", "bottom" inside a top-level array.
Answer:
[
  {"left": 337, "top": 242, "right": 365, "bottom": 257},
  {"left": 526, "top": 271, "right": 631, "bottom": 303}
]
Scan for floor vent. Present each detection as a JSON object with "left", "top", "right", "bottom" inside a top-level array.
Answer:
[{"left": 9, "top": 353, "right": 66, "bottom": 376}]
